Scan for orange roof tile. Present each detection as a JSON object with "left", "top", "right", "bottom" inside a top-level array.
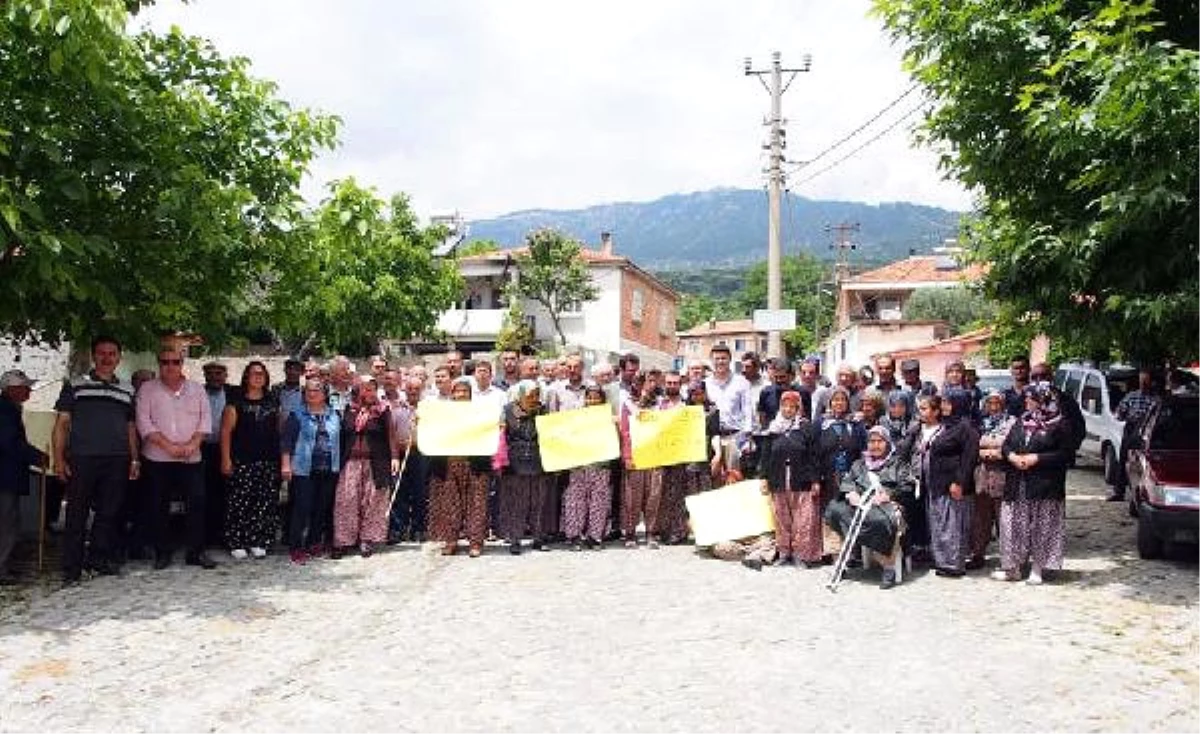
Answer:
[
  {"left": 676, "top": 319, "right": 764, "bottom": 338},
  {"left": 847, "top": 256, "right": 986, "bottom": 285}
]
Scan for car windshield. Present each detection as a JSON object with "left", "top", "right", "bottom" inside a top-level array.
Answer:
[{"left": 1150, "top": 401, "right": 1199, "bottom": 451}]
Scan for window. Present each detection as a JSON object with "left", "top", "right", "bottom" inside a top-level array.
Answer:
[
  {"left": 734, "top": 338, "right": 746, "bottom": 352},
  {"left": 630, "top": 289, "right": 644, "bottom": 324},
  {"left": 688, "top": 341, "right": 699, "bottom": 354},
  {"left": 1081, "top": 374, "right": 1103, "bottom": 415},
  {"left": 759, "top": 339, "right": 768, "bottom": 352},
  {"left": 1063, "top": 371, "right": 1083, "bottom": 401},
  {"left": 658, "top": 309, "right": 673, "bottom": 337},
  {"left": 840, "top": 339, "right": 846, "bottom": 361}
]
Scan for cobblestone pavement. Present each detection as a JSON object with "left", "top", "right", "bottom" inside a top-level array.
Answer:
[{"left": 1, "top": 460, "right": 1196, "bottom": 733}]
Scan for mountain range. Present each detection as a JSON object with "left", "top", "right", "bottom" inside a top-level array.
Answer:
[{"left": 464, "top": 188, "right": 964, "bottom": 270}]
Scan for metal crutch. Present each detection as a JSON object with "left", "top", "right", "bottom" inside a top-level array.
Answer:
[{"left": 827, "top": 482, "right": 878, "bottom": 592}]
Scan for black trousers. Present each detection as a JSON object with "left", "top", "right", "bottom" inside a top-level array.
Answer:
[
  {"left": 145, "top": 459, "right": 206, "bottom": 555},
  {"left": 201, "top": 442, "right": 227, "bottom": 547},
  {"left": 289, "top": 471, "right": 337, "bottom": 550},
  {"left": 62, "top": 455, "right": 128, "bottom": 578}
]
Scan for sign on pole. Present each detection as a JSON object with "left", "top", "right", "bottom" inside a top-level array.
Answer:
[{"left": 753, "top": 308, "right": 796, "bottom": 332}]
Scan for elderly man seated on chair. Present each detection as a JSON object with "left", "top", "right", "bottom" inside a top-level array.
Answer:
[{"left": 824, "top": 425, "right": 913, "bottom": 589}]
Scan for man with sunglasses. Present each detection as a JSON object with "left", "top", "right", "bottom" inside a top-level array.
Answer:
[
  {"left": 136, "top": 347, "right": 217, "bottom": 570},
  {"left": 53, "top": 336, "right": 140, "bottom": 585}
]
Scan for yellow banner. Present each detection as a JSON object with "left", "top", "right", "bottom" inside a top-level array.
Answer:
[
  {"left": 685, "top": 479, "right": 776, "bottom": 547},
  {"left": 629, "top": 405, "right": 707, "bottom": 470},
  {"left": 416, "top": 399, "right": 500, "bottom": 457},
  {"left": 535, "top": 404, "right": 619, "bottom": 473}
]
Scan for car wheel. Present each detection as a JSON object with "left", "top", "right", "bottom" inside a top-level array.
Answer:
[
  {"left": 1136, "top": 506, "right": 1163, "bottom": 560},
  {"left": 1102, "top": 445, "right": 1119, "bottom": 486}
]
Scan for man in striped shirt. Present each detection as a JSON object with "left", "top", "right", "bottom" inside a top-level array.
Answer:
[{"left": 52, "top": 336, "right": 139, "bottom": 585}]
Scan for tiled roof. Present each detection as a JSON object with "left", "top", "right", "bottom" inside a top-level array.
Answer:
[
  {"left": 847, "top": 256, "right": 986, "bottom": 285},
  {"left": 676, "top": 319, "right": 764, "bottom": 338},
  {"left": 457, "top": 247, "right": 626, "bottom": 265}
]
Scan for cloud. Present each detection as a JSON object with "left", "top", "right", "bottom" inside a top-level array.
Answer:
[{"left": 137, "top": 0, "right": 973, "bottom": 219}]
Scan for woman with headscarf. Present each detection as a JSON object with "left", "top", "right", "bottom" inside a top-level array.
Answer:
[
  {"left": 427, "top": 378, "right": 492, "bottom": 557},
  {"left": 826, "top": 425, "right": 915, "bottom": 588},
  {"left": 619, "top": 372, "right": 665, "bottom": 547},
  {"left": 818, "top": 387, "right": 868, "bottom": 561},
  {"left": 910, "top": 389, "right": 978, "bottom": 577},
  {"left": 992, "top": 383, "right": 1069, "bottom": 584},
  {"left": 968, "top": 389, "right": 1018, "bottom": 569},
  {"left": 499, "top": 379, "right": 551, "bottom": 554},
  {"left": 758, "top": 390, "right": 824, "bottom": 566},
  {"left": 654, "top": 380, "right": 721, "bottom": 545},
  {"left": 879, "top": 391, "right": 915, "bottom": 452},
  {"left": 331, "top": 374, "right": 400, "bottom": 558},
  {"left": 562, "top": 384, "right": 616, "bottom": 550}
]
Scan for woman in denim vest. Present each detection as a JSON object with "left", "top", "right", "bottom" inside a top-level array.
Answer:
[{"left": 280, "top": 379, "right": 342, "bottom": 565}]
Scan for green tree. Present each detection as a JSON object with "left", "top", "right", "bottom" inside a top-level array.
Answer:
[
  {"left": 904, "top": 287, "right": 996, "bottom": 335},
  {"left": 0, "top": 0, "right": 339, "bottom": 349},
  {"left": 494, "top": 301, "right": 535, "bottom": 354},
  {"left": 733, "top": 254, "right": 835, "bottom": 356},
  {"left": 874, "top": 0, "right": 1199, "bottom": 363},
  {"left": 506, "top": 228, "right": 600, "bottom": 348},
  {"left": 676, "top": 293, "right": 739, "bottom": 331},
  {"left": 267, "top": 179, "right": 462, "bottom": 355},
  {"left": 456, "top": 238, "right": 501, "bottom": 257}
]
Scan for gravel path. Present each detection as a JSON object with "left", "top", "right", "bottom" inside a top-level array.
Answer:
[{"left": 1, "top": 459, "right": 1195, "bottom": 732}]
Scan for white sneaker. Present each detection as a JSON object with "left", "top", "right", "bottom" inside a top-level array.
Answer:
[
  {"left": 1026, "top": 569, "right": 1044, "bottom": 585},
  {"left": 991, "top": 569, "right": 1018, "bottom": 581},
  {"left": 249, "top": 547, "right": 267, "bottom": 558},
  {"left": 230, "top": 548, "right": 248, "bottom": 560}
]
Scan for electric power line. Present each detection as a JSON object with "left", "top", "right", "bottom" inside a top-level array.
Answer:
[
  {"left": 791, "top": 102, "right": 926, "bottom": 189},
  {"left": 787, "top": 83, "right": 920, "bottom": 172}
]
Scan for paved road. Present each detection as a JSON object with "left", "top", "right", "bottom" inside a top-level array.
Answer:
[{"left": 1, "top": 461, "right": 1196, "bottom": 732}]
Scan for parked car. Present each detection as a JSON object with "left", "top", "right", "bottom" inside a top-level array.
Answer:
[
  {"left": 1125, "top": 396, "right": 1199, "bottom": 558},
  {"left": 973, "top": 368, "right": 1013, "bottom": 396},
  {"left": 1055, "top": 362, "right": 1134, "bottom": 484}
]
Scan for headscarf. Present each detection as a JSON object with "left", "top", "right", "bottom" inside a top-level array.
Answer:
[
  {"left": 687, "top": 381, "right": 712, "bottom": 410},
  {"left": 941, "top": 387, "right": 973, "bottom": 425},
  {"left": 862, "top": 425, "right": 895, "bottom": 471},
  {"left": 351, "top": 376, "right": 387, "bottom": 432},
  {"left": 1021, "top": 382, "right": 1061, "bottom": 434},
  {"left": 980, "top": 389, "right": 1010, "bottom": 435},
  {"left": 821, "top": 386, "right": 853, "bottom": 428},
  {"left": 511, "top": 379, "right": 540, "bottom": 418},
  {"left": 766, "top": 391, "right": 806, "bottom": 434}
]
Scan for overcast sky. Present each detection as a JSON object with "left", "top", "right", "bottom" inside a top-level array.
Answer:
[{"left": 137, "top": 0, "right": 973, "bottom": 221}]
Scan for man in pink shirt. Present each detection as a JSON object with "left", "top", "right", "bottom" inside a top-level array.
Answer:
[{"left": 136, "top": 347, "right": 216, "bottom": 570}]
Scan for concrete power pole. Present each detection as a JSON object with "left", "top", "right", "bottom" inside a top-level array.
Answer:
[{"left": 745, "top": 52, "right": 811, "bottom": 357}]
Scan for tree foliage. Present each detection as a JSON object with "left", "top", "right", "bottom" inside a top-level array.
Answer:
[
  {"left": 506, "top": 228, "right": 600, "bottom": 348},
  {"left": 904, "top": 287, "right": 996, "bottom": 335},
  {"left": 494, "top": 301, "right": 535, "bottom": 354},
  {"left": 0, "top": 0, "right": 339, "bottom": 350},
  {"left": 874, "top": 0, "right": 1199, "bottom": 363},
  {"left": 266, "top": 179, "right": 462, "bottom": 356}
]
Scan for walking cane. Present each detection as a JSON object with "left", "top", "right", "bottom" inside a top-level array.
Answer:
[
  {"left": 385, "top": 436, "right": 414, "bottom": 518},
  {"left": 827, "top": 481, "right": 879, "bottom": 592},
  {"left": 37, "top": 448, "right": 49, "bottom": 575}
]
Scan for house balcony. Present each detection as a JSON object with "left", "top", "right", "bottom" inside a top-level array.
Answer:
[{"left": 437, "top": 308, "right": 506, "bottom": 340}]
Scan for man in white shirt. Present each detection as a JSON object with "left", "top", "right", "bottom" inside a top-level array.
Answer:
[
  {"left": 473, "top": 360, "right": 508, "bottom": 418},
  {"left": 705, "top": 346, "right": 752, "bottom": 473}
]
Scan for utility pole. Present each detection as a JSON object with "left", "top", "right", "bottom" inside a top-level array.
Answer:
[
  {"left": 826, "top": 221, "right": 860, "bottom": 287},
  {"left": 745, "top": 51, "right": 811, "bottom": 357}
]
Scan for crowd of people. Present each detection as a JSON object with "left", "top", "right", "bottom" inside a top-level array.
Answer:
[{"left": 0, "top": 335, "right": 1102, "bottom": 592}]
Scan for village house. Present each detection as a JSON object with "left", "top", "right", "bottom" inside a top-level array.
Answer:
[
  {"left": 818, "top": 248, "right": 988, "bottom": 374},
  {"left": 675, "top": 319, "right": 768, "bottom": 368},
  {"left": 420, "top": 233, "right": 680, "bottom": 368}
]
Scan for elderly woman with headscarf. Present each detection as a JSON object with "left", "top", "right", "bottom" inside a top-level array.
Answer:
[
  {"left": 499, "top": 379, "right": 550, "bottom": 554},
  {"left": 910, "top": 388, "right": 979, "bottom": 577},
  {"left": 428, "top": 377, "right": 492, "bottom": 557},
  {"left": 968, "top": 389, "right": 1018, "bottom": 570},
  {"left": 331, "top": 374, "right": 400, "bottom": 559},
  {"left": 818, "top": 387, "right": 868, "bottom": 561},
  {"left": 992, "top": 383, "right": 1070, "bottom": 585},
  {"left": 619, "top": 372, "right": 664, "bottom": 548},
  {"left": 826, "top": 425, "right": 915, "bottom": 588},
  {"left": 758, "top": 390, "right": 824, "bottom": 567},
  {"left": 562, "top": 384, "right": 613, "bottom": 550}
]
